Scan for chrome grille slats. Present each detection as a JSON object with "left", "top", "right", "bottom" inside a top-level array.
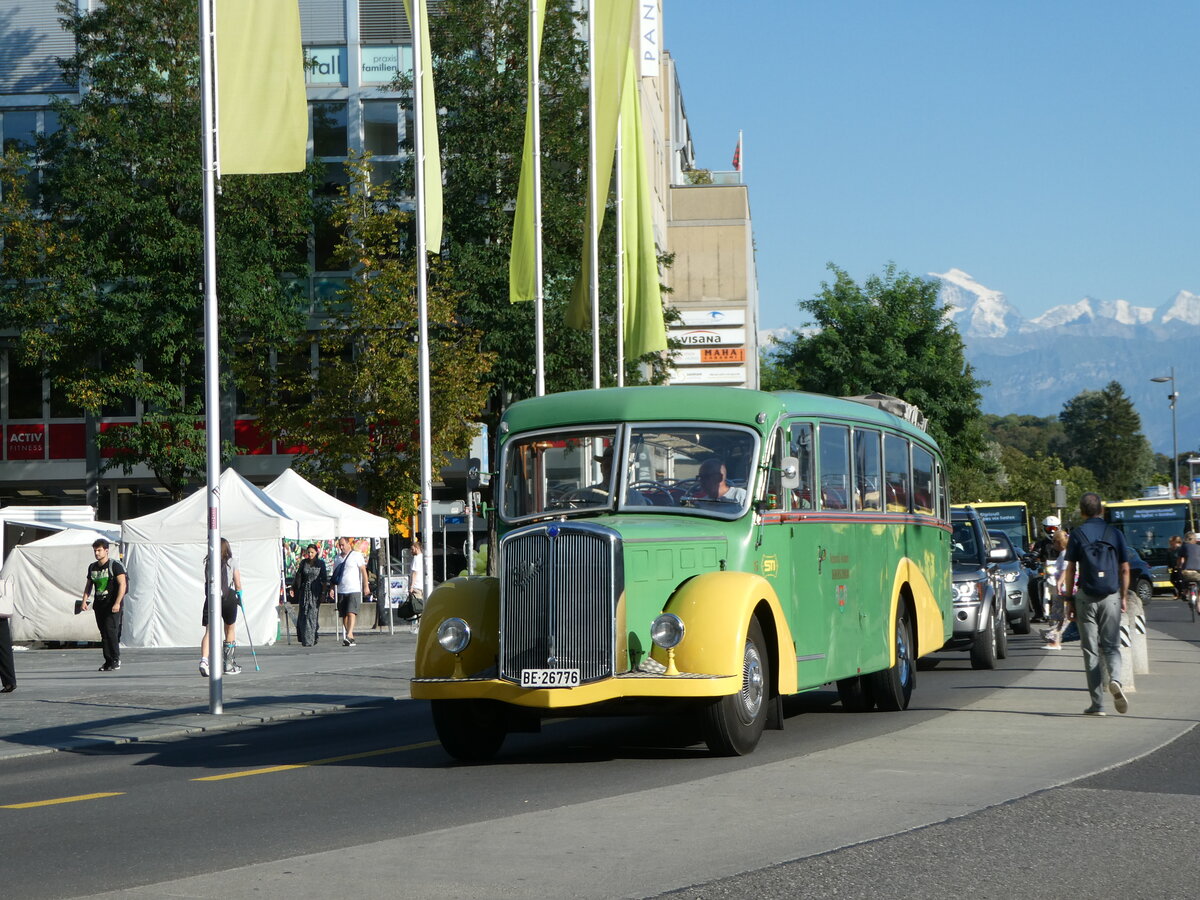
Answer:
[{"left": 500, "top": 523, "right": 620, "bottom": 684}]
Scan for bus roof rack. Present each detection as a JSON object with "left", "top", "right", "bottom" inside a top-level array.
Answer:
[{"left": 841, "top": 393, "right": 928, "bottom": 432}]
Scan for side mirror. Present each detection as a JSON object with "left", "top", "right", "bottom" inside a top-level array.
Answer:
[
  {"left": 989, "top": 548, "right": 1010, "bottom": 563},
  {"left": 780, "top": 456, "right": 801, "bottom": 491}
]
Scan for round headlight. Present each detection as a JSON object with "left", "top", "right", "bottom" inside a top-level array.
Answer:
[
  {"left": 650, "top": 613, "right": 685, "bottom": 650},
  {"left": 436, "top": 617, "right": 471, "bottom": 654}
]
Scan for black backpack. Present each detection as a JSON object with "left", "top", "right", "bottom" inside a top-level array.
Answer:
[{"left": 1078, "top": 525, "right": 1120, "bottom": 596}]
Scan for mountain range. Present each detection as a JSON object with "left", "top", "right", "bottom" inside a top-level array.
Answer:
[{"left": 933, "top": 268, "right": 1198, "bottom": 468}]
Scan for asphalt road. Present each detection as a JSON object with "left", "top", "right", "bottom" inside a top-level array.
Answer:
[{"left": 2, "top": 600, "right": 1199, "bottom": 900}]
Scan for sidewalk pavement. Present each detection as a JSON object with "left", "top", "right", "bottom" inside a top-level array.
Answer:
[{"left": 0, "top": 623, "right": 418, "bottom": 761}]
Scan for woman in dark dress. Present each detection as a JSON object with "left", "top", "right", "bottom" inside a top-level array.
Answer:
[{"left": 288, "top": 544, "right": 327, "bottom": 647}]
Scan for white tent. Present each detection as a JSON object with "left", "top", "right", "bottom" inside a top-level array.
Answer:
[
  {"left": 0, "top": 525, "right": 121, "bottom": 642},
  {"left": 120, "top": 469, "right": 309, "bottom": 648},
  {"left": 263, "top": 469, "right": 389, "bottom": 538}
]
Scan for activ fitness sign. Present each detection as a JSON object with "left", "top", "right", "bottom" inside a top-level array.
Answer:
[{"left": 6, "top": 424, "right": 45, "bottom": 460}]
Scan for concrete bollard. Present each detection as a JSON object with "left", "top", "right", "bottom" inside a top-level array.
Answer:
[
  {"left": 1117, "top": 609, "right": 1135, "bottom": 693},
  {"left": 1127, "top": 592, "right": 1149, "bottom": 675}
]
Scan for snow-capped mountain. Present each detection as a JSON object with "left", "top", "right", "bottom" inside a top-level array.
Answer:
[{"left": 928, "top": 270, "right": 1200, "bottom": 457}]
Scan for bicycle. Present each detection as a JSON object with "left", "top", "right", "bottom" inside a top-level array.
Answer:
[{"left": 1188, "top": 579, "right": 1199, "bottom": 623}]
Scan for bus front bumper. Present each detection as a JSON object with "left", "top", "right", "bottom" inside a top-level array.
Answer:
[{"left": 411, "top": 671, "right": 741, "bottom": 708}]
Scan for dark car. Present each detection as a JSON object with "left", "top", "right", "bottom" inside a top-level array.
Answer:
[
  {"left": 1127, "top": 548, "right": 1154, "bottom": 606},
  {"left": 991, "top": 530, "right": 1032, "bottom": 634},
  {"left": 943, "top": 506, "right": 1008, "bottom": 669}
]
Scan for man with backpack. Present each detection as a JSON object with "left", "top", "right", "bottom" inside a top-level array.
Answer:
[{"left": 1063, "top": 492, "right": 1130, "bottom": 716}]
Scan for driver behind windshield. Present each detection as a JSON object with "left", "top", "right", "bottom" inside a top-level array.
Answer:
[{"left": 692, "top": 458, "right": 747, "bottom": 504}]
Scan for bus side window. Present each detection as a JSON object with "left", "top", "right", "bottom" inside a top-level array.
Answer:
[
  {"left": 911, "top": 445, "right": 935, "bottom": 516},
  {"left": 854, "top": 429, "right": 882, "bottom": 512},
  {"left": 819, "top": 424, "right": 850, "bottom": 511},
  {"left": 883, "top": 433, "right": 910, "bottom": 512},
  {"left": 788, "top": 422, "right": 814, "bottom": 509}
]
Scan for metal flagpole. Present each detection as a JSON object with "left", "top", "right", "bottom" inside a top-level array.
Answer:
[
  {"left": 198, "top": 0, "right": 223, "bottom": 712},
  {"left": 587, "top": 0, "right": 601, "bottom": 388},
  {"left": 614, "top": 112, "right": 624, "bottom": 387},
  {"left": 412, "top": 0, "right": 435, "bottom": 598},
  {"left": 531, "top": 0, "right": 546, "bottom": 396}
]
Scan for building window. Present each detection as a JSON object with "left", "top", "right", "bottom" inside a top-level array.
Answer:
[
  {"left": 311, "top": 101, "right": 349, "bottom": 157},
  {"left": 6, "top": 357, "right": 44, "bottom": 420}
]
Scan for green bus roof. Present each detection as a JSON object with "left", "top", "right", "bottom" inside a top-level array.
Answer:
[{"left": 501, "top": 386, "right": 939, "bottom": 450}]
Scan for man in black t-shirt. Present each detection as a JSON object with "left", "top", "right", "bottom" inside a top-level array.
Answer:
[{"left": 82, "top": 538, "right": 127, "bottom": 672}]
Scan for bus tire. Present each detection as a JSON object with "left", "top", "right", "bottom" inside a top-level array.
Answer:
[
  {"left": 836, "top": 675, "right": 875, "bottom": 712},
  {"left": 970, "top": 610, "right": 998, "bottom": 669},
  {"left": 702, "top": 617, "right": 769, "bottom": 756},
  {"left": 869, "top": 603, "right": 915, "bottom": 711},
  {"left": 431, "top": 699, "right": 508, "bottom": 761}
]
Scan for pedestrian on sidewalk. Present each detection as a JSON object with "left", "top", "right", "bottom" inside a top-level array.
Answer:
[
  {"left": 407, "top": 540, "right": 425, "bottom": 634},
  {"left": 1063, "top": 492, "right": 1130, "bottom": 716},
  {"left": 288, "top": 543, "right": 326, "bottom": 647},
  {"left": 1043, "top": 528, "right": 1071, "bottom": 649},
  {"left": 330, "top": 537, "right": 369, "bottom": 647},
  {"left": 199, "top": 538, "right": 243, "bottom": 677},
  {"left": 82, "top": 538, "right": 126, "bottom": 672},
  {"left": 0, "top": 598, "right": 15, "bottom": 692}
]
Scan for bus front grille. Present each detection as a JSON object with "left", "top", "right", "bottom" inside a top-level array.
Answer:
[{"left": 499, "top": 523, "right": 621, "bottom": 685}]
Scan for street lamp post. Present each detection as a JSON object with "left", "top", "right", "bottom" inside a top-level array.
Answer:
[{"left": 1151, "top": 368, "right": 1179, "bottom": 498}]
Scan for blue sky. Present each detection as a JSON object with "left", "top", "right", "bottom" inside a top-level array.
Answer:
[{"left": 665, "top": 1, "right": 1200, "bottom": 331}]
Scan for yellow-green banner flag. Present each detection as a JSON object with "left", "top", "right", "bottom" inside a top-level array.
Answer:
[
  {"left": 619, "top": 54, "right": 667, "bottom": 358},
  {"left": 508, "top": 1, "right": 548, "bottom": 303},
  {"left": 215, "top": 0, "right": 307, "bottom": 175},
  {"left": 566, "top": 0, "right": 637, "bottom": 330},
  {"left": 403, "top": 0, "right": 444, "bottom": 251}
]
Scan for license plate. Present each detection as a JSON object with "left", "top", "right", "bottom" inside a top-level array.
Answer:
[{"left": 520, "top": 668, "right": 581, "bottom": 688}]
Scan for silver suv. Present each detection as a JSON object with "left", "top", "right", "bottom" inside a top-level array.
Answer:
[{"left": 943, "top": 507, "right": 1008, "bottom": 669}]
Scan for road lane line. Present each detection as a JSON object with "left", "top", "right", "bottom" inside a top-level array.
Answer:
[
  {"left": 2, "top": 792, "right": 124, "bottom": 809},
  {"left": 191, "top": 740, "right": 440, "bottom": 781}
]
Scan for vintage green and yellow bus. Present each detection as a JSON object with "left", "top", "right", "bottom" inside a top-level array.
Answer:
[
  {"left": 412, "top": 387, "right": 953, "bottom": 759},
  {"left": 1105, "top": 497, "right": 1195, "bottom": 588}
]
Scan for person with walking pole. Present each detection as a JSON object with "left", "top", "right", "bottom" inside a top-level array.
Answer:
[{"left": 198, "top": 538, "right": 243, "bottom": 677}]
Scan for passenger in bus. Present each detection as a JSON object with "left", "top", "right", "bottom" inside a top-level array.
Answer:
[{"left": 691, "top": 458, "right": 747, "bottom": 505}]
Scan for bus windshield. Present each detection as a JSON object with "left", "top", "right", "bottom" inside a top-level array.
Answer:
[{"left": 500, "top": 423, "right": 757, "bottom": 521}]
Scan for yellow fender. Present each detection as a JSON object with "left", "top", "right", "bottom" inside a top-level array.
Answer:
[
  {"left": 413, "top": 576, "right": 500, "bottom": 679},
  {"left": 890, "top": 557, "right": 947, "bottom": 660},
  {"left": 653, "top": 571, "right": 798, "bottom": 696}
]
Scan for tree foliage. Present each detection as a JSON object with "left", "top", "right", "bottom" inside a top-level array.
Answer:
[
  {"left": 762, "top": 263, "right": 989, "bottom": 487},
  {"left": 1057, "top": 381, "right": 1155, "bottom": 499},
  {"left": 237, "top": 154, "right": 494, "bottom": 523},
  {"left": 0, "top": 0, "right": 313, "bottom": 493},
  {"left": 415, "top": 0, "right": 671, "bottom": 409}
]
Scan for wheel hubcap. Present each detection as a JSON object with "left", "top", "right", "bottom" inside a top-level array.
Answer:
[{"left": 739, "top": 642, "right": 764, "bottom": 722}]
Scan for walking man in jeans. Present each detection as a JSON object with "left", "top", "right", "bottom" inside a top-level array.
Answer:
[{"left": 1063, "top": 492, "right": 1130, "bottom": 716}]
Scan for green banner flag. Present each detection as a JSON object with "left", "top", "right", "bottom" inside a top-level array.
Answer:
[
  {"left": 403, "top": 0, "right": 444, "bottom": 251},
  {"left": 508, "top": 1, "right": 548, "bottom": 303},
  {"left": 566, "top": 0, "right": 636, "bottom": 330},
  {"left": 216, "top": 0, "right": 307, "bottom": 175},
  {"left": 619, "top": 54, "right": 667, "bottom": 358}
]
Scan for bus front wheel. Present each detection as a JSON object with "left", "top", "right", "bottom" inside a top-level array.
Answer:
[
  {"left": 431, "top": 699, "right": 508, "bottom": 761},
  {"left": 702, "top": 618, "right": 770, "bottom": 756}
]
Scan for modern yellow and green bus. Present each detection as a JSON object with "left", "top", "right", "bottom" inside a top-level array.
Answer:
[
  {"left": 412, "top": 387, "right": 954, "bottom": 759},
  {"left": 1105, "top": 498, "right": 1195, "bottom": 588},
  {"left": 959, "top": 502, "right": 1033, "bottom": 552}
]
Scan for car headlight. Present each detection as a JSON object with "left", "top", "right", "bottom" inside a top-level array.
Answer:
[
  {"left": 1003, "top": 571, "right": 1019, "bottom": 583},
  {"left": 650, "top": 613, "right": 685, "bottom": 649},
  {"left": 953, "top": 581, "right": 984, "bottom": 603},
  {"left": 436, "top": 617, "right": 471, "bottom": 654}
]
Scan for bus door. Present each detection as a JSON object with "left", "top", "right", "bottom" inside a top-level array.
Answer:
[{"left": 811, "top": 422, "right": 860, "bottom": 681}]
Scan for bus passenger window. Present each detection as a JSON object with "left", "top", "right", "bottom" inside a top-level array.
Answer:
[
  {"left": 854, "top": 429, "right": 882, "bottom": 512},
  {"left": 883, "top": 433, "right": 910, "bottom": 512},
  {"left": 819, "top": 424, "right": 850, "bottom": 511},
  {"left": 911, "top": 446, "right": 935, "bottom": 516},
  {"left": 788, "top": 422, "right": 814, "bottom": 509}
]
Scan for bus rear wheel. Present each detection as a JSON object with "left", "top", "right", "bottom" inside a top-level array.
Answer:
[
  {"left": 702, "top": 618, "right": 770, "bottom": 756},
  {"left": 431, "top": 699, "right": 508, "bottom": 761},
  {"left": 869, "top": 604, "right": 915, "bottom": 711}
]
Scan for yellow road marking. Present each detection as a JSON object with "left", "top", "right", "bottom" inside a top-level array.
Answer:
[
  {"left": 2, "top": 792, "right": 124, "bottom": 809},
  {"left": 192, "top": 740, "right": 440, "bottom": 781}
]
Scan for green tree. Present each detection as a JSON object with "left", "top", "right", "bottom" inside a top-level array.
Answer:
[
  {"left": 407, "top": 0, "right": 671, "bottom": 409},
  {"left": 0, "top": 0, "right": 313, "bottom": 495},
  {"left": 238, "top": 154, "right": 494, "bottom": 523},
  {"left": 1057, "top": 381, "right": 1155, "bottom": 499},
  {"left": 982, "top": 413, "right": 1065, "bottom": 459},
  {"left": 762, "top": 263, "right": 989, "bottom": 486}
]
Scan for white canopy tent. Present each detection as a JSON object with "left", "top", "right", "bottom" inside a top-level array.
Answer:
[
  {"left": 263, "top": 469, "right": 389, "bottom": 539},
  {"left": 0, "top": 525, "right": 121, "bottom": 642},
  {"left": 120, "top": 469, "right": 317, "bottom": 648}
]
